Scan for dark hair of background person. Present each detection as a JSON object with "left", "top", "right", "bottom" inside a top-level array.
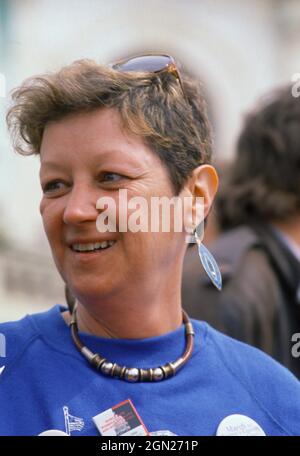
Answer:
[{"left": 216, "top": 85, "right": 300, "bottom": 230}]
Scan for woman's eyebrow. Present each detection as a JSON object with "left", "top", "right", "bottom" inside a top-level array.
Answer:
[
  {"left": 93, "top": 148, "right": 145, "bottom": 164},
  {"left": 40, "top": 160, "right": 66, "bottom": 171},
  {"left": 39, "top": 149, "right": 148, "bottom": 176}
]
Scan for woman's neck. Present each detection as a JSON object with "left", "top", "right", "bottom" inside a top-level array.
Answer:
[{"left": 62, "top": 286, "right": 183, "bottom": 339}]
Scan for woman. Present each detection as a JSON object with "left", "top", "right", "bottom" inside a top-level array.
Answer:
[{"left": 1, "top": 55, "right": 299, "bottom": 436}]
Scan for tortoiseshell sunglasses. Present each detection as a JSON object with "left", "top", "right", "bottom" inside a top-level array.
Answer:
[{"left": 109, "top": 53, "right": 187, "bottom": 101}]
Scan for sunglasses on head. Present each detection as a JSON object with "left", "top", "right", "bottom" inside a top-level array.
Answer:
[{"left": 109, "top": 53, "right": 187, "bottom": 101}]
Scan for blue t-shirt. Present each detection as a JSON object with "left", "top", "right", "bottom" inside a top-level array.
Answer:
[{"left": 0, "top": 305, "right": 299, "bottom": 436}]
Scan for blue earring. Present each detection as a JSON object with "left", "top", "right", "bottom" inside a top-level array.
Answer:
[{"left": 194, "top": 229, "right": 222, "bottom": 291}]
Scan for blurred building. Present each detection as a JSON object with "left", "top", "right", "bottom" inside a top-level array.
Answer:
[
  {"left": 1, "top": 0, "right": 300, "bottom": 320},
  {"left": 0, "top": 245, "right": 65, "bottom": 322}
]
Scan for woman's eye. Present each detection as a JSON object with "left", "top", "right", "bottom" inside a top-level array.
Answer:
[
  {"left": 101, "top": 172, "right": 124, "bottom": 182},
  {"left": 43, "top": 180, "right": 67, "bottom": 193}
]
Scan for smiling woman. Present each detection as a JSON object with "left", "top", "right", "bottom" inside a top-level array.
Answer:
[
  {"left": 38, "top": 107, "right": 186, "bottom": 330},
  {"left": 1, "top": 55, "right": 300, "bottom": 436}
]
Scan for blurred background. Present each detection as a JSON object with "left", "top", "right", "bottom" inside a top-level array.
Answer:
[{"left": 0, "top": 0, "right": 299, "bottom": 321}]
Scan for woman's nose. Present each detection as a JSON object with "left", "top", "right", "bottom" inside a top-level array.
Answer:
[{"left": 63, "top": 184, "right": 99, "bottom": 226}]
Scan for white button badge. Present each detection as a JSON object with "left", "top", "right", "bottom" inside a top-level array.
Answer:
[
  {"left": 38, "top": 429, "right": 69, "bottom": 436},
  {"left": 216, "top": 414, "right": 266, "bottom": 436}
]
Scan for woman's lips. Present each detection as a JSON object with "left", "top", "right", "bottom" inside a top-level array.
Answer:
[{"left": 68, "top": 241, "right": 116, "bottom": 262}]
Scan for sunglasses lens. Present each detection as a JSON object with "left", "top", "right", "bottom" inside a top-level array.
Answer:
[
  {"left": 110, "top": 54, "right": 187, "bottom": 103},
  {"left": 112, "top": 55, "right": 172, "bottom": 73}
]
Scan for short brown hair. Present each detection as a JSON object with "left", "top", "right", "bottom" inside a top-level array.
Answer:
[{"left": 6, "top": 58, "right": 212, "bottom": 194}]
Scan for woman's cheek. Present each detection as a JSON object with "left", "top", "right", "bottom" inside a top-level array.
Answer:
[
  {"left": 39, "top": 196, "right": 46, "bottom": 216},
  {"left": 40, "top": 200, "right": 61, "bottom": 241}
]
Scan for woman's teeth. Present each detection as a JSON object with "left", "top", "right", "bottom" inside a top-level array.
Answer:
[{"left": 72, "top": 240, "right": 115, "bottom": 252}]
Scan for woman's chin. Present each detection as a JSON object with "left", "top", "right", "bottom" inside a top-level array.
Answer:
[{"left": 66, "top": 275, "right": 121, "bottom": 303}]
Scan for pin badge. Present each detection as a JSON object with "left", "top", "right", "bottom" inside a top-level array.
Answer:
[
  {"left": 216, "top": 414, "right": 266, "bottom": 436},
  {"left": 93, "top": 399, "right": 149, "bottom": 436},
  {"left": 38, "top": 430, "right": 69, "bottom": 436}
]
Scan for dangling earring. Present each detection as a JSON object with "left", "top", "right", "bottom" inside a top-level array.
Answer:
[{"left": 194, "top": 226, "right": 222, "bottom": 291}]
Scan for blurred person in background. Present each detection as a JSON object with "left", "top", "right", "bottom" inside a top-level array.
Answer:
[{"left": 183, "top": 85, "right": 300, "bottom": 379}]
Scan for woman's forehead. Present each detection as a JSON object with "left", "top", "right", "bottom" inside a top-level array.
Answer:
[
  {"left": 39, "top": 108, "right": 158, "bottom": 170},
  {"left": 41, "top": 108, "right": 129, "bottom": 146}
]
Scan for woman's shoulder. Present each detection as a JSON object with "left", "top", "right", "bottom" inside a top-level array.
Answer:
[
  {"left": 203, "top": 321, "right": 299, "bottom": 386},
  {"left": 0, "top": 312, "right": 36, "bottom": 351},
  {"left": 199, "top": 321, "right": 300, "bottom": 435},
  {"left": 0, "top": 305, "right": 63, "bottom": 369}
]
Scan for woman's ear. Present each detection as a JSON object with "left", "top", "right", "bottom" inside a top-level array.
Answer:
[{"left": 184, "top": 165, "right": 219, "bottom": 228}]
